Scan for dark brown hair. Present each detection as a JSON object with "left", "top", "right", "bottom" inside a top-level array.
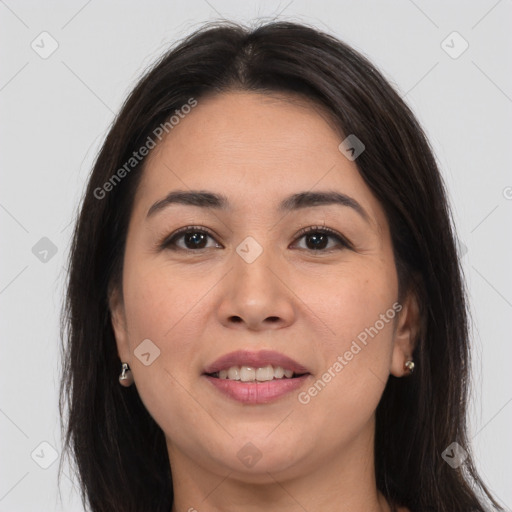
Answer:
[{"left": 59, "top": 20, "right": 504, "bottom": 511}]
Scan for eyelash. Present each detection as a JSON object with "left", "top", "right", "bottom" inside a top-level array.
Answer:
[{"left": 158, "top": 225, "right": 353, "bottom": 253}]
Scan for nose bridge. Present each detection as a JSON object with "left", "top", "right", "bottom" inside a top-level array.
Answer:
[
  {"left": 216, "top": 233, "right": 295, "bottom": 330},
  {"left": 232, "top": 235, "right": 279, "bottom": 305}
]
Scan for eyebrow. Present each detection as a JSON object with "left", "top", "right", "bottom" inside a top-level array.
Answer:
[{"left": 146, "top": 189, "right": 372, "bottom": 225}]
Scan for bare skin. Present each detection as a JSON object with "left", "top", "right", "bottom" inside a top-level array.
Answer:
[{"left": 109, "top": 91, "right": 417, "bottom": 512}]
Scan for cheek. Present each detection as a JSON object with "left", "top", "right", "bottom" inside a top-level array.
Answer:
[
  {"left": 119, "top": 256, "right": 207, "bottom": 398},
  {"left": 119, "top": 259, "right": 212, "bottom": 441},
  {"left": 307, "top": 258, "right": 398, "bottom": 351},
  {"left": 296, "top": 262, "right": 398, "bottom": 418},
  {"left": 122, "top": 257, "right": 207, "bottom": 344}
]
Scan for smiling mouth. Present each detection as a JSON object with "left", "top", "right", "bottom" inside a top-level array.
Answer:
[{"left": 205, "top": 364, "right": 309, "bottom": 382}]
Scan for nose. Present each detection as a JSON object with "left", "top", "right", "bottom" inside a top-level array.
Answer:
[{"left": 216, "top": 244, "right": 296, "bottom": 332}]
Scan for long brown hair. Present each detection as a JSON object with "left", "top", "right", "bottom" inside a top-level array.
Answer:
[{"left": 59, "top": 20, "right": 504, "bottom": 511}]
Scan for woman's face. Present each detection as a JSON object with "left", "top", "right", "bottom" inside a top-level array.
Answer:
[{"left": 110, "top": 91, "right": 417, "bottom": 482}]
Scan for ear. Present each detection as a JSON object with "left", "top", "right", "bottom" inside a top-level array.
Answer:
[
  {"left": 108, "top": 283, "right": 131, "bottom": 363},
  {"left": 390, "top": 287, "right": 421, "bottom": 377}
]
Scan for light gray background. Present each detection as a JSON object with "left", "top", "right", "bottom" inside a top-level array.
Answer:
[{"left": 1, "top": 1, "right": 511, "bottom": 510}]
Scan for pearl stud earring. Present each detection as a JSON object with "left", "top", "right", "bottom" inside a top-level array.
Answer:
[
  {"left": 404, "top": 360, "right": 415, "bottom": 374},
  {"left": 119, "top": 362, "right": 134, "bottom": 386}
]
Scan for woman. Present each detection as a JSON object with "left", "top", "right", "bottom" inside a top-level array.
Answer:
[{"left": 58, "top": 20, "right": 504, "bottom": 512}]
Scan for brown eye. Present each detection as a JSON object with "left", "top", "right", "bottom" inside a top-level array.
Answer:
[
  {"left": 292, "top": 226, "right": 352, "bottom": 252},
  {"left": 162, "top": 226, "right": 220, "bottom": 251}
]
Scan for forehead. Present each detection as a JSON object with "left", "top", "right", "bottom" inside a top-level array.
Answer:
[
  {"left": 144, "top": 91, "right": 342, "bottom": 171},
  {"left": 133, "top": 91, "right": 385, "bottom": 234}
]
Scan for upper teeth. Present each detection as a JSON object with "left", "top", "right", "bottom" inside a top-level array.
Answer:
[{"left": 216, "top": 365, "right": 295, "bottom": 382}]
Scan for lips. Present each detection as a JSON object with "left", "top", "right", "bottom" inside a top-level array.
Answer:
[{"left": 203, "top": 349, "right": 310, "bottom": 376}]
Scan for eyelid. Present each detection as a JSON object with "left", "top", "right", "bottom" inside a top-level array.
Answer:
[
  {"left": 157, "top": 225, "right": 219, "bottom": 251},
  {"left": 293, "top": 225, "right": 353, "bottom": 251},
  {"left": 158, "top": 224, "right": 352, "bottom": 252}
]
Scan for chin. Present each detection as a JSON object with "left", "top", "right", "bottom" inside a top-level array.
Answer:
[{"left": 209, "top": 439, "right": 309, "bottom": 481}]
